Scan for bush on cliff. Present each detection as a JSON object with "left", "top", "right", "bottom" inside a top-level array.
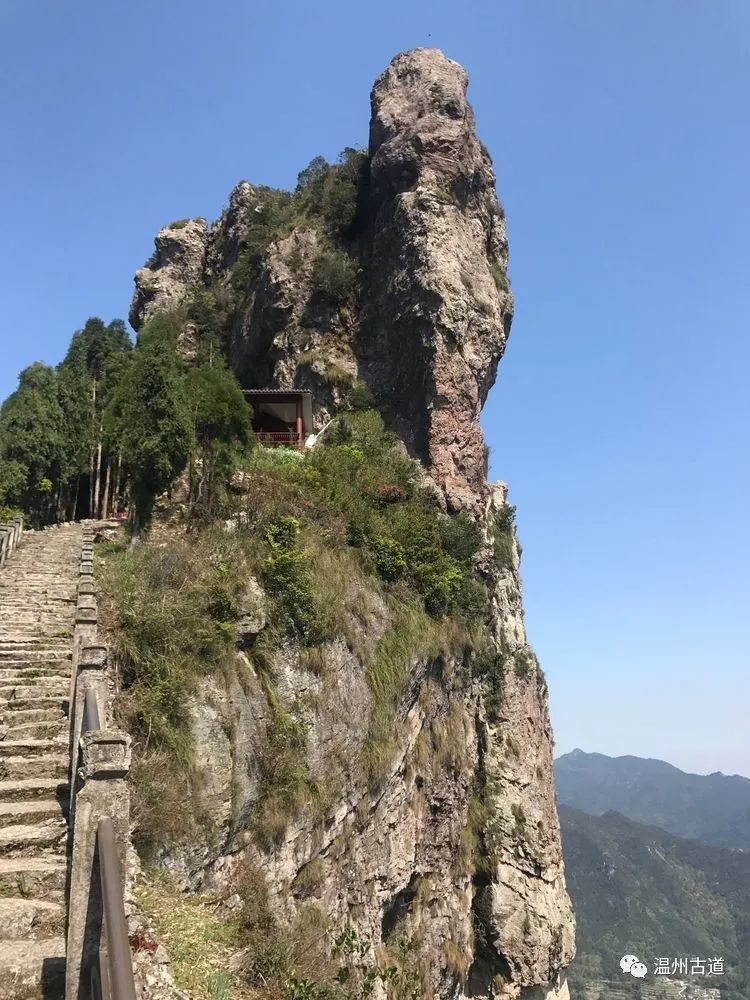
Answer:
[
  {"left": 99, "top": 528, "right": 248, "bottom": 854},
  {"left": 296, "top": 147, "right": 368, "bottom": 240},
  {"left": 233, "top": 409, "right": 487, "bottom": 624},
  {"left": 308, "top": 246, "right": 360, "bottom": 309}
]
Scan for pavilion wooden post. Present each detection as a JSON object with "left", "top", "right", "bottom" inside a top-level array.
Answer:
[{"left": 296, "top": 396, "right": 303, "bottom": 446}]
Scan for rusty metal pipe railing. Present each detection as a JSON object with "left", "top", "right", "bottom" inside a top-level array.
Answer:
[
  {"left": 96, "top": 817, "right": 137, "bottom": 1000},
  {"left": 74, "top": 665, "right": 137, "bottom": 1000},
  {"left": 83, "top": 686, "right": 101, "bottom": 733}
]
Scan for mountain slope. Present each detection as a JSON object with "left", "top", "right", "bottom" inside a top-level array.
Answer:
[
  {"left": 560, "top": 805, "right": 750, "bottom": 998},
  {"left": 555, "top": 749, "right": 750, "bottom": 848}
]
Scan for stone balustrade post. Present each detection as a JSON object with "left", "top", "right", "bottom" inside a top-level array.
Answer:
[
  {"left": 65, "top": 730, "right": 132, "bottom": 1000},
  {"left": 0, "top": 516, "right": 24, "bottom": 567},
  {"left": 73, "top": 595, "right": 98, "bottom": 670},
  {"left": 69, "top": 646, "right": 109, "bottom": 812}
]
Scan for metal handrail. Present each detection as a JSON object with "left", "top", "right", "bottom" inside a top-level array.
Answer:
[
  {"left": 83, "top": 686, "right": 101, "bottom": 732},
  {"left": 76, "top": 685, "right": 137, "bottom": 1000},
  {"left": 96, "top": 817, "right": 137, "bottom": 1000}
]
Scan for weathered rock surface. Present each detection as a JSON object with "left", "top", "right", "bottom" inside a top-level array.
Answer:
[
  {"left": 129, "top": 46, "right": 573, "bottom": 1000},
  {"left": 234, "top": 576, "right": 266, "bottom": 646},
  {"left": 130, "top": 218, "right": 209, "bottom": 331},
  {"left": 360, "top": 48, "right": 513, "bottom": 515},
  {"left": 226, "top": 224, "right": 359, "bottom": 428}
]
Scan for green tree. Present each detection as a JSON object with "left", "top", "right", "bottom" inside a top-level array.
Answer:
[
  {"left": 108, "top": 316, "right": 194, "bottom": 541},
  {"left": 295, "top": 149, "right": 368, "bottom": 241},
  {"left": 0, "top": 363, "right": 65, "bottom": 524},
  {"left": 319, "top": 147, "right": 368, "bottom": 240},
  {"left": 58, "top": 317, "right": 132, "bottom": 519},
  {"left": 184, "top": 361, "right": 253, "bottom": 520}
]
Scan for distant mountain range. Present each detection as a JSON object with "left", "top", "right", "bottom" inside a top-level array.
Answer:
[
  {"left": 559, "top": 805, "right": 750, "bottom": 997},
  {"left": 555, "top": 749, "right": 750, "bottom": 849},
  {"left": 555, "top": 751, "right": 750, "bottom": 998}
]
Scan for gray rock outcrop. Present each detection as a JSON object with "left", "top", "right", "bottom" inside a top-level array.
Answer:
[{"left": 130, "top": 218, "right": 209, "bottom": 331}]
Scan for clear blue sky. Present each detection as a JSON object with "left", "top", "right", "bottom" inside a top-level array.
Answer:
[{"left": 1, "top": 1, "right": 748, "bottom": 775}]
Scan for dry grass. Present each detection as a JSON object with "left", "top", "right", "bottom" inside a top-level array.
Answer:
[
  {"left": 363, "top": 598, "right": 472, "bottom": 786},
  {"left": 134, "top": 871, "right": 251, "bottom": 1000}
]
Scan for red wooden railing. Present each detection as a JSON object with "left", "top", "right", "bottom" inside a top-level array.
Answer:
[{"left": 256, "top": 430, "right": 303, "bottom": 447}]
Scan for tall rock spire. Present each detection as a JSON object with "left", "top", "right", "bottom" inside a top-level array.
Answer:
[{"left": 360, "top": 48, "right": 513, "bottom": 514}]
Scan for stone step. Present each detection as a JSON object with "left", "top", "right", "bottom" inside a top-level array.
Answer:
[
  {"left": 0, "top": 685, "right": 69, "bottom": 704},
  {"left": 0, "top": 706, "right": 67, "bottom": 726},
  {"left": 0, "top": 754, "right": 68, "bottom": 781},
  {"left": 0, "top": 823, "right": 66, "bottom": 857},
  {"left": 0, "top": 651, "right": 70, "bottom": 663},
  {"left": 0, "top": 624, "right": 69, "bottom": 630},
  {"left": 0, "top": 779, "right": 68, "bottom": 803},
  {"left": 0, "top": 623, "right": 72, "bottom": 631},
  {"left": 0, "top": 857, "right": 66, "bottom": 897},
  {"left": 0, "top": 937, "right": 66, "bottom": 999},
  {"left": 0, "top": 898, "right": 65, "bottom": 940},
  {"left": 0, "top": 666, "right": 71, "bottom": 681},
  {"left": 0, "top": 741, "right": 67, "bottom": 760},
  {"left": 2, "top": 721, "right": 67, "bottom": 741},
  {"left": 0, "top": 800, "right": 67, "bottom": 828}
]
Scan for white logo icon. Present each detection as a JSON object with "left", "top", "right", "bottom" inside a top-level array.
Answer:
[{"left": 620, "top": 955, "right": 648, "bottom": 978}]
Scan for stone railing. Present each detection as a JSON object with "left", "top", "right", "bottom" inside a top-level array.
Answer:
[
  {"left": 66, "top": 526, "right": 137, "bottom": 1000},
  {"left": 0, "top": 515, "right": 23, "bottom": 568}
]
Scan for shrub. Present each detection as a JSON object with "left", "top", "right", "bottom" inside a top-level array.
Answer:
[
  {"left": 228, "top": 186, "right": 299, "bottom": 291},
  {"left": 493, "top": 503, "right": 516, "bottom": 569},
  {"left": 308, "top": 247, "right": 359, "bottom": 308},
  {"left": 319, "top": 148, "right": 368, "bottom": 240},
  {"left": 490, "top": 261, "right": 510, "bottom": 294},
  {"left": 439, "top": 514, "right": 483, "bottom": 564},
  {"left": 347, "top": 381, "right": 376, "bottom": 412},
  {"left": 414, "top": 557, "right": 464, "bottom": 618},
  {"left": 376, "top": 482, "right": 406, "bottom": 505},
  {"left": 513, "top": 647, "right": 536, "bottom": 680},
  {"left": 266, "top": 515, "right": 301, "bottom": 550},
  {"left": 99, "top": 528, "right": 249, "bottom": 851},
  {"left": 262, "top": 516, "right": 324, "bottom": 641},
  {"left": 253, "top": 695, "right": 316, "bottom": 848},
  {"left": 372, "top": 537, "right": 407, "bottom": 581},
  {"left": 472, "top": 647, "right": 505, "bottom": 722},
  {"left": 296, "top": 147, "right": 368, "bottom": 240}
]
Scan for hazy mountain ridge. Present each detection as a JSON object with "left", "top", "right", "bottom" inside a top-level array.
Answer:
[
  {"left": 559, "top": 805, "right": 750, "bottom": 998},
  {"left": 555, "top": 749, "right": 750, "bottom": 849}
]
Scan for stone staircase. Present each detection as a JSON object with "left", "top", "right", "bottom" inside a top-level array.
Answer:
[{"left": 0, "top": 524, "right": 83, "bottom": 1000}]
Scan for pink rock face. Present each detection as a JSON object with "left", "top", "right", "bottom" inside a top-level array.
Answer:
[{"left": 361, "top": 47, "right": 513, "bottom": 513}]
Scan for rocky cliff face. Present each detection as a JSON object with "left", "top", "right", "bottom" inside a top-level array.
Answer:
[
  {"left": 360, "top": 50, "right": 513, "bottom": 515},
  {"left": 130, "top": 47, "right": 574, "bottom": 1000},
  {"left": 130, "top": 217, "right": 209, "bottom": 330}
]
